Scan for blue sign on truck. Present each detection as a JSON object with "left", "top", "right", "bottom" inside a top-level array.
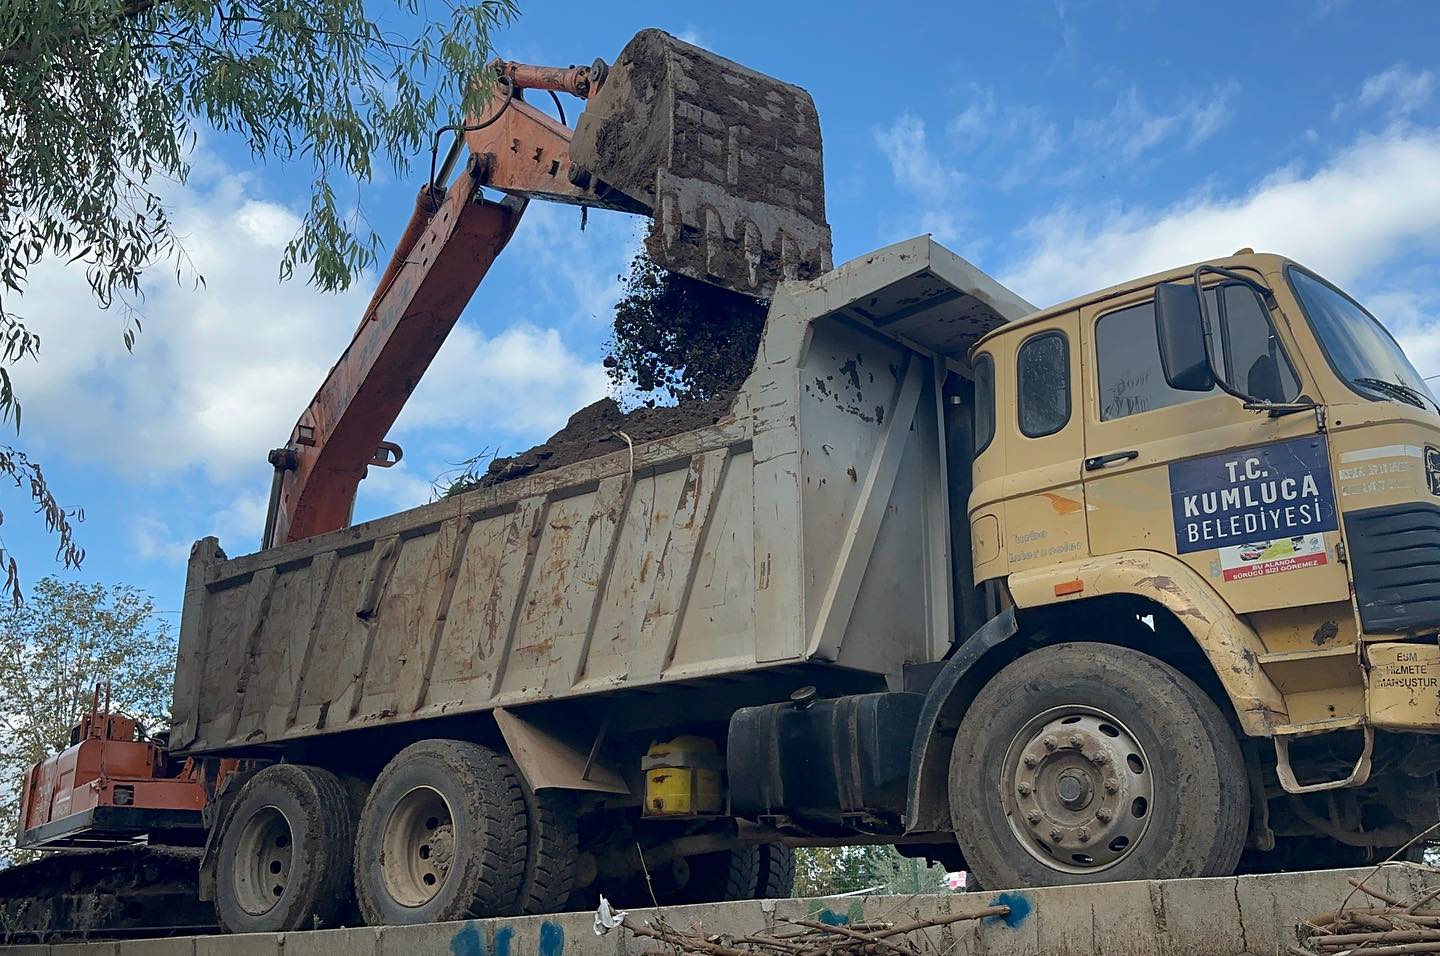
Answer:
[{"left": 1169, "top": 436, "right": 1338, "bottom": 580}]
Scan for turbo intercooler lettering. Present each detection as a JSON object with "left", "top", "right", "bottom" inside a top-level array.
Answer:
[{"left": 1169, "top": 437, "right": 1339, "bottom": 576}]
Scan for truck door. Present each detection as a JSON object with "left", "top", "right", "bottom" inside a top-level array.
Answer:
[
  {"left": 1080, "top": 280, "right": 1351, "bottom": 613},
  {"left": 1000, "top": 311, "right": 1090, "bottom": 573}
]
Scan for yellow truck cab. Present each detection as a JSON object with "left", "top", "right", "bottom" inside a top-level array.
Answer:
[{"left": 951, "top": 251, "right": 1439, "bottom": 886}]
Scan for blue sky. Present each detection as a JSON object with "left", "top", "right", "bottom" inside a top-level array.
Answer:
[{"left": 7, "top": 0, "right": 1440, "bottom": 621}]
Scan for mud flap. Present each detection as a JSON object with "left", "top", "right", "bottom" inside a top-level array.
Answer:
[{"left": 571, "top": 29, "right": 831, "bottom": 297}]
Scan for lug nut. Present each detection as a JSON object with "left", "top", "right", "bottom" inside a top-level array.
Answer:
[
  {"left": 1105, "top": 777, "right": 1120, "bottom": 794},
  {"left": 1043, "top": 736, "right": 1058, "bottom": 751},
  {"left": 1023, "top": 755, "right": 1038, "bottom": 769},
  {"left": 1092, "top": 751, "right": 1109, "bottom": 766},
  {"left": 1069, "top": 734, "right": 1082, "bottom": 748},
  {"left": 1050, "top": 828, "right": 1063, "bottom": 843},
  {"left": 1027, "top": 810, "right": 1042, "bottom": 825},
  {"left": 1096, "top": 808, "right": 1113, "bottom": 823},
  {"left": 1078, "top": 827, "right": 1090, "bottom": 843},
  {"left": 1017, "top": 782, "right": 1032, "bottom": 797}
]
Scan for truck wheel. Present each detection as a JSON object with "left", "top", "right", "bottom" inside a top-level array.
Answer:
[
  {"left": 214, "top": 763, "right": 354, "bottom": 933},
  {"left": 756, "top": 843, "right": 795, "bottom": 898},
  {"left": 354, "top": 740, "right": 526, "bottom": 925},
  {"left": 509, "top": 758, "right": 578, "bottom": 914},
  {"left": 949, "top": 642, "right": 1247, "bottom": 889},
  {"left": 667, "top": 845, "right": 761, "bottom": 903}
]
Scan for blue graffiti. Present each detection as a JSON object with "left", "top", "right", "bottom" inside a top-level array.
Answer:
[
  {"left": 817, "top": 909, "right": 850, "bottom": 926},
  {"left": 451, "top": 922, "right": 485, "bottom": 956},
  {"left": 539, "top": 920, "right": 565, "bottom": 956},
  {"left": 495, "top": 924, "right": 514, "bottom": 956},
  {"left": 988, "top": 892, "right": 1032, "bottom": 929}
]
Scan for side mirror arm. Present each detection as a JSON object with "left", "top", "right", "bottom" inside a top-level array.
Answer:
[{"left": 1191, "top": 265, "right": 1280, "bottom": 407}]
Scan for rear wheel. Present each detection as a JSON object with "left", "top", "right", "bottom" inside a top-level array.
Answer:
[
  {"left": 510, "top": 760, "right": 578, "bottom": 914},
  {"left": 354, "top": 740, "right": 526, "bottom": 925},
  {"left": 663, "top": 845, "right": 760, "bottom": 904},
  {"left": 949, "top": 642, "right": 1248, "bottom": 890},
  {"left": 214, "top": 764, "right": 354, "bottom": 933},
  {"left": 755, "top": 843, "right": 795, "bottom": 898}
]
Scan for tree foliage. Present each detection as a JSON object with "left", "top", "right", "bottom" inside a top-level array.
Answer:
[
  {"left": 0, "top": 577, "right": 176, "bottom": 862},
  {"left": 795, "top": 846, "right": 948, "bottom": 898},
  {"left": 0, "top": 0, "right": 517, "bottom": 591}
]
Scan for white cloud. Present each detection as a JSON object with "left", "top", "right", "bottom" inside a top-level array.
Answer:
[
  {"left": 946, "top": 85, "right": 1059, "bottom": 187},
  {"left": 356, "top": 460, "right": 442, "bottom": 517},
  {"left": 131, "top": 514, "right": 191, "bottom": 565},
  {"left": 507, "top": 202, "right": 639, "bottom": 326},
  {"left": 1334, "top": 65, "right": 1436, "bottom": 120},
  {"left": 213, "top": 492, "right": 270, "bottom": 547},
  {"left": 1001, "top": 127, "right": 1440, "bottom": 307},
  {"left": 674, "top": 26, "right": 709, "bottom": 49},
  {"left": 1371, "top": 288, "right": 1440, "bottom": 381},
  {"left": 872, "top": 113, "right": 967, "bottom": 242},
  {"left": 1075, "top": 85, "right": 1236, "bottom": 163},
  {"left": 10, "top": 159, "right": 615, "bottom": 497},
  {"left": 396, "top": 322, "right": 609, "bottom": 436},
  {"left": 10, "top": 168, "right": 366, "bottom": 483}
]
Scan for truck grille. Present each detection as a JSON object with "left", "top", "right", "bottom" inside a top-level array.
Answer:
[{"left": 1346, "top": 502, "right": 1440, "bottom": 633}]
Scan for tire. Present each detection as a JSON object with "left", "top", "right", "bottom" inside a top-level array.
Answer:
[
  {"left": 214, "top": 764, "right": 355, "bottom": 934},
  {"left": 508, "top": 758, "right": 578, "bottom": 915},
  {"left": 666, "top": 845, "right": 761, "bottom": 904},
  {"left": 949, "top": 641, "right": 1248, "bottom": 890},
  {"left": 755, "top": 843, "right": 795, "bottom": 899},
  {"left": 354, "top": 740, "right": 526, "bottom": 925}
]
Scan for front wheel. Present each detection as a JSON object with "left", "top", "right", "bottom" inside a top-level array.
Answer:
[{"left": 949, "top": 641, "right": 1248, "bottom": 890}]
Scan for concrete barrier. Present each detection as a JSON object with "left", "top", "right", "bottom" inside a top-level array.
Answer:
[{"left": 4, "top": 866, "right": 1434, "bottom": 956}]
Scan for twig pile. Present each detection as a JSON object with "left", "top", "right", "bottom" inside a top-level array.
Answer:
[
  {"left": 619, "top": 906, "right": 1011, "bottom": 956},
  {"left": 1293, "top": 873, "right": 1440, "bottom": 956}
]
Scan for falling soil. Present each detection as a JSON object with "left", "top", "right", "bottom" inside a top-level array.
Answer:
[
  {"left": 603, "top": 252, "right": 768, "bottom": 401},
  {"left": 448, "top": 254, "right": 766, "bottom": 495}
]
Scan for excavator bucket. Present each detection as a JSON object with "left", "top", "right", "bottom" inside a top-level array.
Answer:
[{"left": 571, "top": 29, "right": 831, "bottom": 298}]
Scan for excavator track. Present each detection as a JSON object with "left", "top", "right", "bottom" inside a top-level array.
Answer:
[{"left": 0, "top": 844, "right": 213, "bottom": 943}]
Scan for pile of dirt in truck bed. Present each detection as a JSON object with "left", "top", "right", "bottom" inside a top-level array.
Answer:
[
  {"left": 447, "top": 254, "right": 765, "bottom": 495},
  {"left": 460, "top": 392, "right": 736, "bottom": 490}
]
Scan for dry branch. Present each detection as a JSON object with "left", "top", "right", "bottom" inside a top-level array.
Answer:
[{"left": 619, "top": 904, "right": 1010, "bottom": 956}]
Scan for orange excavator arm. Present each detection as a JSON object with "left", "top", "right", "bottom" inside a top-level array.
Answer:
[
  {"left": 261, "top": 59, "right": 637, "bottom": 548},
  {"left": 261, "top": 31, "right": 832, "bottom": 550}
]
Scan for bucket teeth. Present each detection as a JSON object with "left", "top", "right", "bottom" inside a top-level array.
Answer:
[{"left": 571, "top": 29, "right": 832, "bottom": 298}]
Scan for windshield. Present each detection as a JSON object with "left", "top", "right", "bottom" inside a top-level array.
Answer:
[{"left": 1288, "top": 267, "right": 1436, "bottom": 410}]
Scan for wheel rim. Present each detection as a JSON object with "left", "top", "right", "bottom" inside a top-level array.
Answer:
[
  {"left": 1002, "top": 705, "right": 1153, "bottom": 874},
  {"left": 381, "top": 786, "right": 456, "bottom": 908},
  {"left": 230, "top": 805, "right": 294, "bottom": 915}
]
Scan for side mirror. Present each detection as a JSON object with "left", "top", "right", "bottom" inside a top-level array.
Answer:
[{"left": 1154, "top": 282, "right": 1215, "bottom": 392}]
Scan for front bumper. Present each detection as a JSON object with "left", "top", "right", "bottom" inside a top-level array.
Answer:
[{"left": 1369, "top": 641, "right": 1440, "bottom": 730}]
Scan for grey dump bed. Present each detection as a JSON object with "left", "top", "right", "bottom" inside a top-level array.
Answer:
[{"left": 171, "top": 237, "right": 1034, "bottom": 754}]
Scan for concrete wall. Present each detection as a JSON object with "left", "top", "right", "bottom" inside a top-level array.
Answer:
[{"left": 6, "top": 866, "right": 1433, "bottom": 956}]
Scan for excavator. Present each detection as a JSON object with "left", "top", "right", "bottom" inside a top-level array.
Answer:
[{"left": 0, "top": 29, "right": 831, "bottom": 941}]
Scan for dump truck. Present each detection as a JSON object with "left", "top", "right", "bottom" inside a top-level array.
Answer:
[{"left": 9, "top": 25, "right": 1440, "bottom": 945}]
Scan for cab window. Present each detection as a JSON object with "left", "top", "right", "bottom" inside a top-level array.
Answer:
[
  {"left": 1211, "top": 283, "right": 1301, "bottom": 403},
  {"left": 1017, "top": 331, "right": 1070, "bottom": 437},
  {"left": 973, "top": 353, "right": 996, "bottom": 454},
  {"left": 1097, "top": 283, "right": 1299, "bottom": 420}
]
